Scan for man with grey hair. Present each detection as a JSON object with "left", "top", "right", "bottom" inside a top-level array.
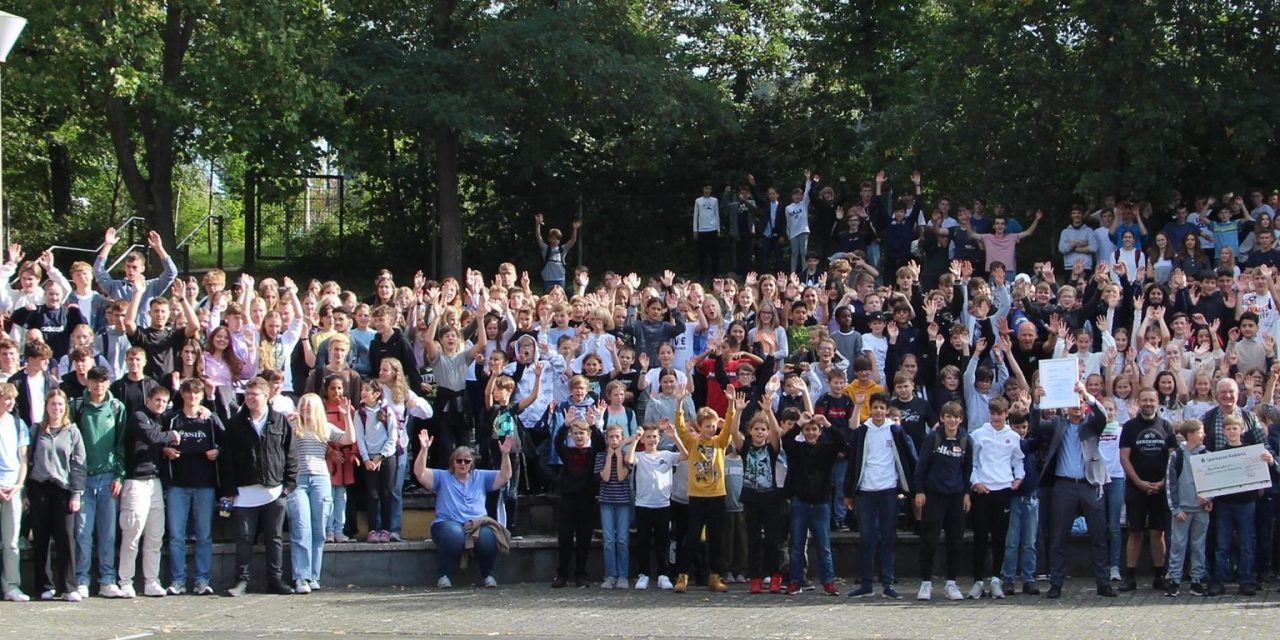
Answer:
[{"left": 1199, "top": 378, "right": 1270, "bottom": 453}]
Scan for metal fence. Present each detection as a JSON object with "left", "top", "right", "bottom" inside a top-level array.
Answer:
[{"left": 254, "top": 174, "right": 345, "bottom": 261}]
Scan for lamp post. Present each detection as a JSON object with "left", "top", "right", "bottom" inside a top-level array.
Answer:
[{"left": 0, "top": 11, "right": 26, "bottom": 247}]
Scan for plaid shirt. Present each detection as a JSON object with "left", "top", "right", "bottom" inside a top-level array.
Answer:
[{"left": 1204, "top": 406, "right": 1264, "bottom": 452}]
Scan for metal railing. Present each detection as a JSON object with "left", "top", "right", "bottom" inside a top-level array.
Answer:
[
  {"left": 46, "top": 215, "right": 149, "bottom": 271},
  {"left": 175, "top": 213, "right": 224, "bottom": 275}
]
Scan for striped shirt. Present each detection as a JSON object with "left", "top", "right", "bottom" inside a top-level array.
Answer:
[
  {"left": 594, "top": 451, "right": 632, "bottom": 505},
  {"left": 293, "top": 423, "right": 344, "bottom": 476}
]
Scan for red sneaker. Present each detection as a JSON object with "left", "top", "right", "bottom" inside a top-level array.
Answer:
[
  {"left": 823, "top": 582, "right": 839, "bottom": 596},
  {"left": 770, "top": 574, "right": 784, "bottom": 594},
  {"left": 749, "top": 578, "right": 763, "bottom": 594},
  {"left": 787, "top": 580, "right": 801, "bottom": 594}
]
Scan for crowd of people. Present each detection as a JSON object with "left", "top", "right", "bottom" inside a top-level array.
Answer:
[{"left": 0, "top": 171, "right": 1279, "bottom": 605}]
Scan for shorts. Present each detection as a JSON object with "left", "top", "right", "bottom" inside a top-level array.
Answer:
[{"left": 1125, "top": 484, "right": 1170, "bottom": 531}]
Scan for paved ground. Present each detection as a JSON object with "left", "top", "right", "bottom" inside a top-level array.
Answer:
[{"left": 4, "top": 580, "right": 1278, "bottom": 639}]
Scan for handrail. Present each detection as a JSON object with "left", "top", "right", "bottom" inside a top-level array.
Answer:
[
  {"left": 46, "top": 216, "right": 150, "bottom": 271},
  {"left": 176, "top": 213, "right": 222, "bottom": 249}
]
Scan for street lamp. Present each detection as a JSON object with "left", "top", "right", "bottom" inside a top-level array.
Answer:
[{"left": 0, "top": 11, "right": 26, "bottom": 246}]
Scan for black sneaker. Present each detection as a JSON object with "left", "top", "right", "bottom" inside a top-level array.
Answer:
[
  {"left": 1097, "top": 584, "right": 1118, "bottom": 597},
  {"left": 1206, "top": 583, "right": 1225, "bottom": 597},
  {"left": 1022, "top": 582, "right": 1040, "bottom": 596},
  {"left": 846, "top": 585, "right": 875, "bottom": 598},
  {"left": 1164, "top": 582, "right": 1179, "bottom": 597},
  {"left": 882, "top": 587, "right": 903, "bottom": 600},
  {"left": 1240, "top": 583, "right": 1258, "bottom": 596},
  {"left": 1046, "top": 584, "right": 1062, "bottom": 599},
  {"left": 1153, "top": 575, "right": 1167, "bottom": 591},
  {"left": 1118, "top": 576, "right": 1138, "bottom": 592},
  {"left": 551, "top": 576, "right": 567, "bottom": 589},
  {"left": 1189, "top": 582, "right": 1206, "bottom": 596}
]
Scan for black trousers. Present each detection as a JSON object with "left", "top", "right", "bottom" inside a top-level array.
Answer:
[
  {"left": 430, "top": 388, "right": 469, "bottom": 468},
  {"left": 28, "top": 480, "right": 76, "bottom": 595},
  {"left": 681, "top": 496, "right": 726, "bottom": 575},
  {"left": 919, "top": 492, "right": 966, "bottom": 582},
  {"left": 1050, "top": 480, "right": 1109, "bottom": 587},
  {"left": 696, "top": 231, "right": 720, "bottom": 279},
  {"left": 744, "top": 495, "right": 786, "bottom": 578},
  {"left": 634, "top": 506, "right": 671, "bottom": 578},
  {"left": 364, "top": 456, "right": 399, "bottom": 532},
  {"left": 557, "top": 493, "right": 595, "bottom": 579},
  {"left": 233, "top": 496, "right": 287, "bottom": 583},
  {"left": 971, "top": 489, "right": 1013, "bottom": 580}
]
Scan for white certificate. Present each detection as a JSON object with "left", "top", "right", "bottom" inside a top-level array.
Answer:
[
  {"left": 1188, "top": 444, "right": 1274, "bottom": 498},
  {"left": 1038, "top": 357, "right": 1080, "bottom": 409}
]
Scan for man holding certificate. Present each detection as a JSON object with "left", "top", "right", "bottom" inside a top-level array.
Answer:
[
  {"left": 1204, "top": 415, "right": 1274, "bottom": 597},
  {"left": 1032, "top": 381, "right": 1115, "bottom": 599}
]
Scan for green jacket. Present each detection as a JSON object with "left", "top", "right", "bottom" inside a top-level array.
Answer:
[{"left": 73, "top": 391, "right": 127, "bottom": 479}]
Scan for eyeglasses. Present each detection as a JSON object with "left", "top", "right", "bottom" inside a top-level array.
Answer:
[{"left": 453, "top": 459, "right": 473, "bottom": 465}]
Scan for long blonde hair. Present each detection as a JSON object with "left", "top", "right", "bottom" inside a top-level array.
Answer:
[
  {"left": 293, "top": 393, "right": 330, "bottom": 442},
  {"left": 380, "top": 358, "right": 409, "bottom": 405}
]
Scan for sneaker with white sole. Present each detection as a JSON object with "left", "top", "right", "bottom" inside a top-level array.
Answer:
[
  {"left": 308, "top": 580, "right": 322, "bottom": 591},
  {"left": 3, "top": 589, "right": 30, "bottom": 602},
  {"left": 657, "top": 575, "right": 674, "bottom": 590},
  {"left": 483, "top": 576, "right": 498, "bottom": 588},
  {"left": 76, "top": 585, "right": 89, "bottom": 599},
  {"left": 1109, "top": 566, "right": 1122, "bottom": 582},
  {"left": 601, "top": 577, "right": 616, "bottom": 590},
  {"left": 39, "top": 590, "right": 55, "bottom": 601},
  {"left": 144, "top": 582, "right": 166, "bottom": 598},
  {"left": 736, "top": 573, "right": 748, "bottom": 584},
  {"left": 989, "top": 577, "right": 1005, "bottom": 599},
  {"left": 193, "top": 582, "right": 214, "bottom": 596},
  {"left": 615, "top": 578, "right": 628, "bottom": 590},
  {"left": 945, "top": 581, "right": 965, "bottom": 600},
  {"left": 118, "top": 584, "right": 136, "bottom": 599},
  {"left": 635, "top": 574, "right": 650, "bottom": 590},
  {"left": 967, "top": 580, "right": 986, "bottom": 599},
  {"left": 166, "top": 583, "right": 186, "bottom": 596},
  {"left": 437, "top": 576, "right": 452, "bottom": 589},
  {"left": 295, "top": 580, "right": 312, "bottom": 594},
  {"left": 64, "top": 591, "right": 83, "bottom": 603},
  {"left": 99, "top": 583, "right": 125, "bottom": 598},
  {"left": 917, "top": 581, "right": 933, "bottom": 601}
]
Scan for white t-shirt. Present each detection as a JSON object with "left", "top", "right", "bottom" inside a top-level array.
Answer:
[
  {"left": 858, "top": 421, "right": 899, "bottom": 491},
  {"left": 861, "top": 333, "right": 889, "bottom": 385},
  {"left": 670, "top": 321, "right": 700, "bottom": 372},
  {"left": 634, "top": 450, "right": 681, "bottom": 508}
]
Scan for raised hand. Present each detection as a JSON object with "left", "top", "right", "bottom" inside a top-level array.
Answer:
[
  {"left": 418, "top": 429, "right": 434, "bottom": 451},
  {"left": 5, "top": 243, "right": 22, "bottom": 265},
  {"left": 875, "top": 170, "right": 887, "bottom": 185},
  {"left": 910, "top": 170, "right": 922, "bottom": 187}
]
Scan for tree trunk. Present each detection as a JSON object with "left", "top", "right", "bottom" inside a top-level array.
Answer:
[
  {"left": 433, "top": 0, "right": 462, "bottom": 279},
  {"left": 435, "top": 126, "right": 462, "bottom": 280},
  {"left": 48, "top": 142, "right": 72, "bottom": 224}
]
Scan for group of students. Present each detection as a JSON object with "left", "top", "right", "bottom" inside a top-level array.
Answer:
[{"left": 3, "top": 175, "right": 1280, "bottom": 604}]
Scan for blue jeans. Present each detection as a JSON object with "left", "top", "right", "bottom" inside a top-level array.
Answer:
[
  {"left": 1213, "top": 501, "right": 1257, "bottom": 586},
  {"left": 600, "top": 503, "right": 632, "bottom": 580},
  {"left": 856, "top": 489, "right": 899, "bottom": 587},
  {"left": 1104, "top": 478, "right": 1124, "bottom": 569},
  {"left": 390, "top": 449, "right": 408, "bottom": 535},
  {"left": 288, "top": 473, "right": 333, "bottom": 582},
  {"left": 789, "top": 233, "right": 810, "bottom": 274},
  {"left": 789, "top": 500, "right": 834, "bottom": 584},
  {"left": 166, "top": 487, "right": 215, "bottom": 587},
  {"left": 1002, "top": 495, "right": 1039, "bottom": 583},
  {"left": 326, "top": 485, "right": 348, "bottom": 537},
  {"left": 432, "top": 520, "right": 498, "bottom": 581},
  {"left": 75, "top": 473, "right": 119, "bottom": 586},
  {"left": 831, "top": 459, "right": 849, "bottom": 527}
]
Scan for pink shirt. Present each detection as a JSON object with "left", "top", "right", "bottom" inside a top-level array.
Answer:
[{"left": 978, "top": 233, "right": 1020, "bottom": 272}]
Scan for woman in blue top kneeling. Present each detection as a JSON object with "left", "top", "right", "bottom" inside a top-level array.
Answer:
[{"left": 413, "top": 429, "right": 514, "bottom": 588}]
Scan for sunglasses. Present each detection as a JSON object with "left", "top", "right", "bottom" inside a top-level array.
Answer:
[{"left": 453, "top": 458, "right": 473, "bottom": 465}]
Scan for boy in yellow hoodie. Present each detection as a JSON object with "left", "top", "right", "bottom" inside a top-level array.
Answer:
[
  {"left": 844, "top": 355, "right": 886, "bottom": 423},
  {"left": 673, "top": 386, "right": 740, "bottom": 593}
]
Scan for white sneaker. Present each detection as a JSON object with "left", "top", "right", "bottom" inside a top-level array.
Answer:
[
  {"left": 308, "top": 580, "right": 322, "bottom": 592},
  {"left": 967, "top": 580, "right": 985, "bottom": 599},
  {"left": 64, "top": 591, "right": 83, "bottom": 603},
  {"left": 483, "top": 576, "right": 497, "bottom": 588},
  {"left": 39, "top": 590, "right": 55, "bottom": 601},
  {"left": 436, "top": 576, "right": 452, "bottom": 589},
  {"left": 76, "top": 584, "right": 89, "bottom": 599},
  {"left": 990, "top": 577, "right": 1005, "bottom": 599},
  {"left": 118, "top": 584, "right": 136, "bottom": 599},
  {"left": 99, "top": 583, "right": 125, "bottom": 598},
  {"left": 917, "top": 581, "right": 933, "bottom": 601},
  {"left": 635, "top": 574, "right": 650, "bottom": 590},
  {"left": 3, "top": 589, "right": 29, "bottom": 602},
  {"left": 658, "top": 575, "right": 674, "bottom": 590},
  {"left": 166, "top": 583, "right": 186, "bottom": 596},
  {"left": 615, "top": 578, "right": 628, "bottom": 590},
  {"left": 945, "top": 581, "right": 965, "bottom": 601},
  {"left": 295, "top": 580, "right": 312, "bottom": 594},
  {"left": 144, "top": 582, "right": 166, "bottom": 598},
  {"left": 600, "top": 577, "right": 615, "bottom": 590},
  {"left": 193, "top": 582, "right": 215, "bottom": 596},
  {"left": 1109, "top": 566, "right": 1122, "bottom": 582}
]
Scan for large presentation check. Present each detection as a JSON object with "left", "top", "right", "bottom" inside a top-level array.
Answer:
[{"left": 1188, "top": 444, "right": 1274, "bottom": 498}]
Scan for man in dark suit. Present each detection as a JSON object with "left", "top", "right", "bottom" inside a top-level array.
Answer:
[
  {"left": 755, "top": 181, "right": 787, "bottom": 274},
  {"left": 1032, "top": 381, "right": 1117, "bottom": 599}
]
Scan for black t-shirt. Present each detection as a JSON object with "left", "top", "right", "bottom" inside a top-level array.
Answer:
[
  {"left": 13, "top": 305, "right": 87, "bottom": 360},
  {"left": 1119, "top": 414, "right": 1176, "bottom": 483},
  {"left": 891, "top": 396, "right": 938, "bottom": 453},
  {"left": 130, "top": 325, "right": 187, "bottom": 380},
  {"left": 165, "top": 412, "right": 223, "bottom": 488}
]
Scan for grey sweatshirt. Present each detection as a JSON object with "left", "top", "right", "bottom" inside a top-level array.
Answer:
[
  {"left": 1166, "top": 443, "right": 1208, "bottom": 515},
  {"left": 27, "top": 425, "right": 87, "bottom": 497}
]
